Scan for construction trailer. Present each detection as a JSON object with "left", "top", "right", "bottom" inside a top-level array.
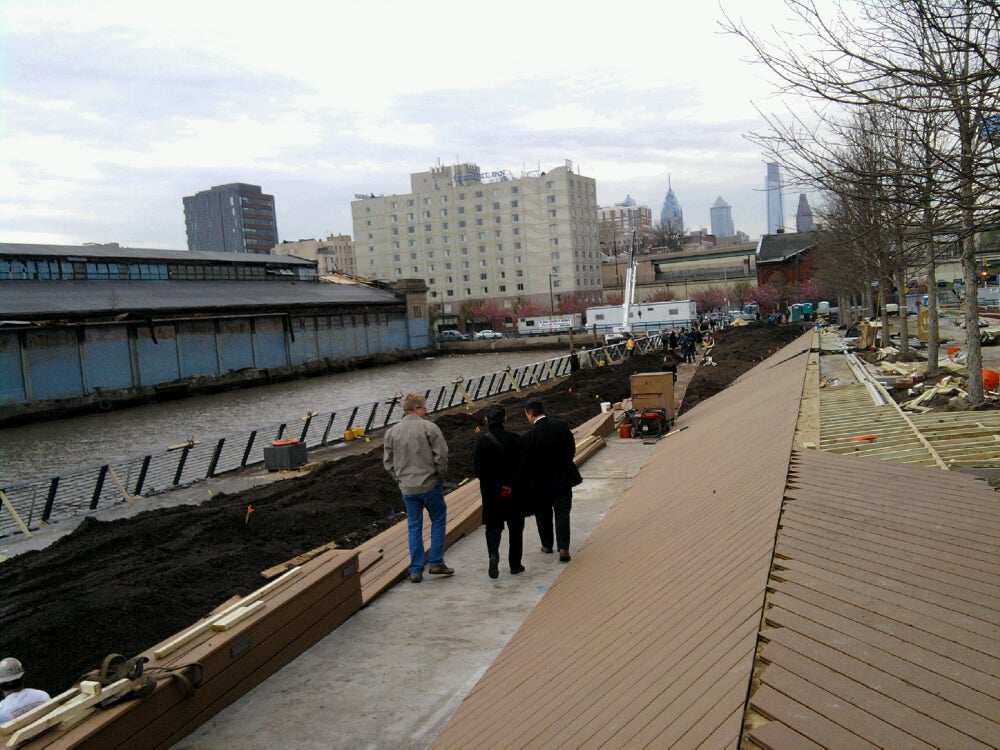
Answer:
[
  {"left": 586, "top": 300, "right": 698, "bottom": 338},
  {"left": 516, "top": 314, "right": 582, "bottom": 336}
]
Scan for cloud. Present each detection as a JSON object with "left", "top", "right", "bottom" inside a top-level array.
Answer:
[{"left": 1, "top": 0, "right": 810, "bottom": 247}]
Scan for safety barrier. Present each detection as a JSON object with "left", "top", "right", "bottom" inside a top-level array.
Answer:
[{"left": 0, "top": 346, "right": 609, "bottom": 538}]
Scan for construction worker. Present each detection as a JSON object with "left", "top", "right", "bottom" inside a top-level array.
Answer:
[
  {"left": 625, "top": 335, "right": 636, "bottom": 357},
  {"left": 0, "top": 657, "right": 50, "bottom": 724}
]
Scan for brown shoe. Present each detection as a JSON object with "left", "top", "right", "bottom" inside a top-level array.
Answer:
[
  {"left": 540, "top": 546, "right": 553, "bottom": 554},
  {"left": 428, "top": 565, "right": 454, "bottom": 576},
  {"left": 559, "top": 550, "right": 571, "bottom": 562},
  {"left": 409, "top": 573, "right": 423, "bottom": 583}
]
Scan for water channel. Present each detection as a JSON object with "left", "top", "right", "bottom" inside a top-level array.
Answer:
[{"left": 0, "top": 348, "right": 565, "bottom": 485}]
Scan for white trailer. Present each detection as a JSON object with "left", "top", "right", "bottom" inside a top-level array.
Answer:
[
  {"left": 516, "top": 314, "right": 582, "bottom": 336},
  {"left": 586, "top": 300, "right": 697, "bottom": 337}
]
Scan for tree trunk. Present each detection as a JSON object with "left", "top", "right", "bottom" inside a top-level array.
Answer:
[
  {"left": 961, "top": 227, "right": 984, "bottom": 404},
  {"left": 895, "top": 269, "right": 909, "bottom": 355},
  {"left": 924, "top": 241, "right": 940, "bottom": 372},
  {"left": 880, "top": 276, "right": 892, "bottom": 348}
]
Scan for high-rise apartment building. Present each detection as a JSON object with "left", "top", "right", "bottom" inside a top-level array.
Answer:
[
  {"left": 766, "top": 163, "right": 785, "bottom": 234},
  {"left": 183, "top": 183, "right": 279, "bottom": 254},
  {"left": 795, "top": 193, "right": 815, "bottom": 232},
  {"left": 659, "top": 178, "right": 684, "bottom": 233},
  {"left": 709, "top": 196, "right": 735, "bottom": 238},
  {"left": 350, "top": 161, "right": 602, "bottom": 312},
  {"left": 598, "top": 195, "right": 653, "bottom": 255}
]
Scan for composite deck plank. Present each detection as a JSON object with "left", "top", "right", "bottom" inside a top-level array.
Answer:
[
  {"left": 747, "top": 720, "right": 825, "bottom": 750},
  {"left": 762, "top": 633, "right": 973, "bottom": 747},
  {"left": 749, "top": 684, "right": 880, "bottom": 749},
  {"left": 776, "top": 511, "right": 1000, "bottom": 589},
  {"left": 755, "top": 663, "right": 943, "bottom": 749},
  {"left": 762, "top": 631, "right": 1000, "bottom": 743},
  {"left": 774, "top": 558, "right": 1000, "bottom": 650},
  {"left": 775, "top": 533, "right": 1000, "bottom": 623},
  {"left": 765, "top": 585, "right": 1000, "bottom": 689},
  {"left": 767, "top": 603, "right": 1000, "bottom": 719}
]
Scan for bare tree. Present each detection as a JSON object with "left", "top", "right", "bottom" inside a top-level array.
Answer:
[
  {"left": 649, "top": 221, "right": 683, "bottom": 252},
  {"left": 725, "top": 0, "right": 1000, "bottom": 403}
]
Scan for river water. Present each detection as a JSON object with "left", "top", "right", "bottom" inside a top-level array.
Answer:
[{"left": 0, "top": 348, "right": 565, "bottom": 485}]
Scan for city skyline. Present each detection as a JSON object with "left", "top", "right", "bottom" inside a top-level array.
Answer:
[{"left": 1, "top": 0, "right": 815, "bottom": 250}]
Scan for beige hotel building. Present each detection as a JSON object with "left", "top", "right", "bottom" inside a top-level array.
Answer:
[{"left": 350, "top": 161, "right": 603, "bottom": 325}]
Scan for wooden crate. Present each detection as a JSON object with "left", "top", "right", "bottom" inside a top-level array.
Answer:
[{"left": 630, "top": 373, "right": 675, "bottom": 417}]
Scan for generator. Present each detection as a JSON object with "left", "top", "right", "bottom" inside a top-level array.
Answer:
[{"left": 628, "top": 408, "right": 671, "bottom": 438}]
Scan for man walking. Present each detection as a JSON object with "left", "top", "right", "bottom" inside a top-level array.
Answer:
[
  {"left": 520, "top": 398, "right": 579, "bottom": 563},
  {"left": 383, "top": 394, "right": 454, "bottom": 583}
]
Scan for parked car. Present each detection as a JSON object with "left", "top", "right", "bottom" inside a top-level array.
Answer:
[
  {"left": 436, "top": 329, "right": 469, "bottom": 342},
  {"left": 474, "top": 330, "right": 503, "bottom": 340}
]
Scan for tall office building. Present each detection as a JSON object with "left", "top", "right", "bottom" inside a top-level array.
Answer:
[
  {"left": 766, "top": 163, "right": 785, "bottom": 234},
  {"left": 598, "top": 195, "right": 653, "bottom": 255},
  {"left": 350, "top": 161, "right": 602, "bottom": 311},
  {"left": 795, "top": 193, "right": 815, "bottom": 232},
  {"left": 659, "top": 177, "right": 684, "bottom": 233},
  {"left": 709, "top": 196, "right": 735, "bottom": 238},
  {"left": 183, "top": 183, "right": 279, "bottom": 254}
]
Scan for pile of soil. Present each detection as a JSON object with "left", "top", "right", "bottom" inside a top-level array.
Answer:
[
  {"left": 0, "top": 324, "right": 807, "bottom": 695},
  {"left": 678, "top": 323, "right": 810, "bottom": 414}
]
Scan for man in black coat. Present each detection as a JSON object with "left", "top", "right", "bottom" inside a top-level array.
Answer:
[
  {"left": 473, "top": 404, "right": 526, "bottom": 578},
  {"left": 520, "top": 398, "right": 579, "bottom": 563}
]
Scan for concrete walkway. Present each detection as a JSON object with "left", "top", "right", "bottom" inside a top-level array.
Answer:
[{"left": 171, "top": 434, "right": 659, "bottom": 749}]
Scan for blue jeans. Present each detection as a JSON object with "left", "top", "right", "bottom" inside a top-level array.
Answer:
[{"left": 403, "top": 483, "right": 448, "bottom": 575}]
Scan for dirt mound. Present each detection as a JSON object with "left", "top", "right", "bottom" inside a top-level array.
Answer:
[
  {"left": 679, "top": 323, "right": 809, "bottom": 414},
  {"left": 0, "top": 326, "right": 803, "bottom": 695}
]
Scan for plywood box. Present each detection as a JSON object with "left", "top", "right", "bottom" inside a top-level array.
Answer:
[
  {"left": 631, "top": 372, "right": 673, "bottom": 394},
  {"left": 630, "top": 372, "right": 675, "bottom": 418}
]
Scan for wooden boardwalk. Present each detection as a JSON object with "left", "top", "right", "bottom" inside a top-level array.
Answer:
[
  {"left": 749, "top": 448, "right": 1000, "bottom": 748},
  {"left": 436, "top": 333, "right": 1000, "bottom": 749},
  {"left": 435, "top": 334, "right": 809, "bottom": 748}
]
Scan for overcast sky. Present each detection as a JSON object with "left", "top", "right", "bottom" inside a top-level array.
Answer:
[{"left": 1, "top": 0, "right": 812, "bottom": 250}]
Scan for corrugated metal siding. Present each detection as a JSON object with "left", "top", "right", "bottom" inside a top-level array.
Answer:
[
  {"left": 434, "top": 334, "right": 813, "bottom": 749},
  {"left": 748, "top": 448, "right": 1000, "bottom": 748}
]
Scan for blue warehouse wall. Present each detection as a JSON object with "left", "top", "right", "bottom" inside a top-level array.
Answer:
[
  {"left": 25, "top": 328, "right": 84, "bottom": 400},
  {"left": 254, "top": 318, "right": 287, "bottom": 369},
  {"left": 218, "top": 319, "right": 255, "bottom": 372},
  {"left": 0, "top": 307, "right": 421, "bottom": 409},
  {"left": 136, "top": 325, "right": 181, "bottom": 385},
  {"left": 83, "top": 326, "right": 133, "bottom": 390},
  {"left": 0, "top": 333, "right": 26, "bottom": 405},
  {"left": 177, "top": 320, "right": 219, "bottom": 378},
  {"left": 407, "top": 318, "right": 430, "bottom": 349}
]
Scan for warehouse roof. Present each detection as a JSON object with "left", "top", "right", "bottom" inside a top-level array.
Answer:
[
  {"left": 0, "top": 279, "right": 400, "bottom": 320},
  {"left": 0, "top": 242, "right": 315, "bottom": 267}
]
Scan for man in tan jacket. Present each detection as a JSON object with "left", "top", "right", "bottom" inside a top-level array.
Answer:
[{"left": 383, "top": 394, "right": 454, "bottom": 583}]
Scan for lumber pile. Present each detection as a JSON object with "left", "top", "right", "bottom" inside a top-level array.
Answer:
[
  {"left": 899, "top": 376, "right": 970, "bottom": 412},
  {"left": 12, "top": 552, "right": 362, "bottom": 749}
]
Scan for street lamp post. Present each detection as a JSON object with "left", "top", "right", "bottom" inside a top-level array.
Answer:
[{"left": 548, "top": 273, "right": 556, "bottom": 316}]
